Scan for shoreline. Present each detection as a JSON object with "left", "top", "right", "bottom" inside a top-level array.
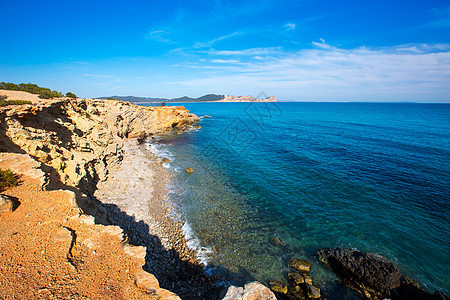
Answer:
[{"left": 93, "top": 139, "right": 216, "bottom": 298}]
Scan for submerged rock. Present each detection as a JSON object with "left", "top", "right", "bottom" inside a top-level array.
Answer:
[
  {"left": 305, "top": 284, "right": 321, "bottom": 299},
  {"left": 271, "top": 237, "right": 284, "bottom": 246},
  {"left": 289, "top": 258, "right": 312, "bottom": 273},
  {"left": 268, "top": 280, "right": 288, "bottom": 294}
]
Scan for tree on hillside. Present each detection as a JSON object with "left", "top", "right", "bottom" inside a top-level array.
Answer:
[{"left": 66, "top": 92, "right": 77, "bottom": 98}]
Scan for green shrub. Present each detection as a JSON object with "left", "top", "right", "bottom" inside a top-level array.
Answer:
[
  {"left": 0, "top": 169, "right": 19, "bottom": 191},
  {"left": 1, "top": 82, "right": 63, "bottom": 99},
  {"left": 0, "top": 100, "right": 33, "bottom": 106},
  {"left": 66, "top": 92, "right": 77, "bottom": 98}
]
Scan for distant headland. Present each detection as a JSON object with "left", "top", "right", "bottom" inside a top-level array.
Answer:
[{"left": 96, "top": 94, "right": 277, "bottom": 103}]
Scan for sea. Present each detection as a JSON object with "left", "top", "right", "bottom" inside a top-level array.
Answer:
[{"left": 146, "top": 102, "right": 450, "bottom": 298}]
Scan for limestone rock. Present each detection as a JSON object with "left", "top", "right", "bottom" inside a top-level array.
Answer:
[
  {"left": 221, "top": 282, "right": 277, "bottom": 300},
  {"left": 289, "top": 258, "right": 312, "bottom": 273},
  {"left": 0, "top": 194, "right": 18, "bottom": 213}
]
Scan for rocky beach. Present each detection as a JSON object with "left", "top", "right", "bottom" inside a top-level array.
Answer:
[{"left": 0, "top": 90, "right": 217, "bottom": 299}]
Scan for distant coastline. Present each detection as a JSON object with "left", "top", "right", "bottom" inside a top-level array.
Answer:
[{"left": 96, "top": 94, "right": 277, "bottom": 103}]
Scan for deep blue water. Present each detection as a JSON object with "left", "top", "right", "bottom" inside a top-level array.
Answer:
[{"left": 149, "top": 102, "right": 450, "bottom": 297}]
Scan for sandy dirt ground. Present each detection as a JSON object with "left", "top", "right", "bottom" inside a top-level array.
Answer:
[{"left": 0, "top": 153, "right": 169, "bottom": 300}]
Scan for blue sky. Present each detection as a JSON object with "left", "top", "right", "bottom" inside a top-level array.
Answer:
[{"left": 1, "top": 0, "right": 449, "bottom": 102}]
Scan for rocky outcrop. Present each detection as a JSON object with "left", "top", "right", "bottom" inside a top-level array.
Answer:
[
  {"left": 221, "top": 282, "right": 277, "bottom": 300},
  {"left": 268, "top": 258, "right": 321, "bottom": 300},
  {"left": 317, "top": 247, "right": 448, "bottom": 300},
  {"left": 219, "top": 95, "right": 277, "bottom": 102},
  {"left": 0, "top": 98, "right": 199, "bottom": 195},
  {"left": 0, "top": 152, "right": 180, "bottom": 299}
]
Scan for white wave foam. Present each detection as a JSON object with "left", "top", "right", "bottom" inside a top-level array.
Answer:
[{"left": 182, "top": 222, "right": 213, "bottom": 266}]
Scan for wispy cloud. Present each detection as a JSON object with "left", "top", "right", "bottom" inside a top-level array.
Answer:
[
  {"left": 207, "top": 47, "right": 281, "bottom": 56},
  {"left": 166, "top": 42, "right": 450, "bottom": 102},
  {"left": 420, "top": 7, "right": 450, "bottom": 28},
  {"left": 193, "top": 32, "right": 243, "bottom": 48},
  {"left": 312, "top": 38, "right": 332, "bottom": 49},
  {"left": 146, "top": 30, "right": 173, "bottom": 43},
  {"left": 285, "top": 22, "right": 296, "bottom": 31}
]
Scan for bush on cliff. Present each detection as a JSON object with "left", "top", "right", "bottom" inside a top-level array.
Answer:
[
  {"left": 66, "top": 92, "right": 77, "bottom": 98},
  {"left": 0, "top": 82, "right": 64, "bottom": 99},
  {"left": 0, "top": 169, "right": 19, "bottom": 192}
]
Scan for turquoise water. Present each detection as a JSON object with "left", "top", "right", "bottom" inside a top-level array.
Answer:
[{"left": 149, "top": 102, "right": 450, "bottom": 296}]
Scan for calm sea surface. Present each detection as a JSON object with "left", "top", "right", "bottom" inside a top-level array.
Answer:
[{"left": 147, "top": 102, "right": 449, "bottom": 297}]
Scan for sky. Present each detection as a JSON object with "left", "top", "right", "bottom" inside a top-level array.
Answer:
[{"left": 1, "top": 0, "right": 450, "bottom": 102}]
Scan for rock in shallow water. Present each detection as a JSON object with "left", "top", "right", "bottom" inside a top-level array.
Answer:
[
  {"left": 271, "top": 237, "right": 284, "bottom": 246},
  {"left": 289, "top": 258, "right": 312, "bottom": 273},
  {"left": 317, "top": 247, "right": 401, "bottom": 296}
]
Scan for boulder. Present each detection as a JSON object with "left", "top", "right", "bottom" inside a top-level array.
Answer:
[
  {"left": 287, "top": 272, "right": 313, "bottom": 286},
  {"left": 221, "top": 282, "right": 277, "bottom": 300},
  {"left": 289, "top": 258, "right": 312, "bottom": 273},
  {"left": 0, "top": 194, "right": 19, "bottom": 213},
  {"left": 317, "top": 247, "right": 401, "bottom": 297},
  {"left": 268, "top": 280, "right": 288, "bottom": 294}
]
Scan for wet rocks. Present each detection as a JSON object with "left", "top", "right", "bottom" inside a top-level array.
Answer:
[
  {"left": 268, "top": 280, "right": 288, "bottom": 294},
  {"left": 268, "top": 258, "right": 321, "bottom": 299},
  {"left": 317, "top": 247, "right": 401, "bottom": 298},
  {"left": 316, "top": 247, "right": 448, "bottom": 299},
  {"left": 289, "top": 258, "right": 312, "bottom": 273}
]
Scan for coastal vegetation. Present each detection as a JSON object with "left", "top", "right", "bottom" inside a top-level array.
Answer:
[
  {"left": 65, "top": 92, "right": 77, "bottom": 98},
  {"left": 0, "top": 97, "right": 32, "bottom": 106},
  {"left": 0, "top": 169, "right": 18, "bottom": 191},
  {"left": 0, "top": 82, "right": 63, "bottom": 99}
]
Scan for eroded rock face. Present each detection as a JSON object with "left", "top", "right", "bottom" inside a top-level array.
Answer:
[{"left": 0, "top": 99, "right": 199, "bottom": 195}]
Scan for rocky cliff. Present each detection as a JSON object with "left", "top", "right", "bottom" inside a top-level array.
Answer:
[
  {"left": 0, "top": 95, "right": 200, "bottom": 299},
  {"left": 0, "top": 98, "right": 199, "bottom": 194}
]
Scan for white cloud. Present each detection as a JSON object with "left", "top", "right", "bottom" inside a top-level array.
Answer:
[
  {"left": 312, "top": 38, "right": 332, "bottom": 49},
  {"left": 166, "top": 43, "right": 450, "bottom": 102},
  {"left": 285, "top": 23, "right": 296, "bottom": 31}
]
